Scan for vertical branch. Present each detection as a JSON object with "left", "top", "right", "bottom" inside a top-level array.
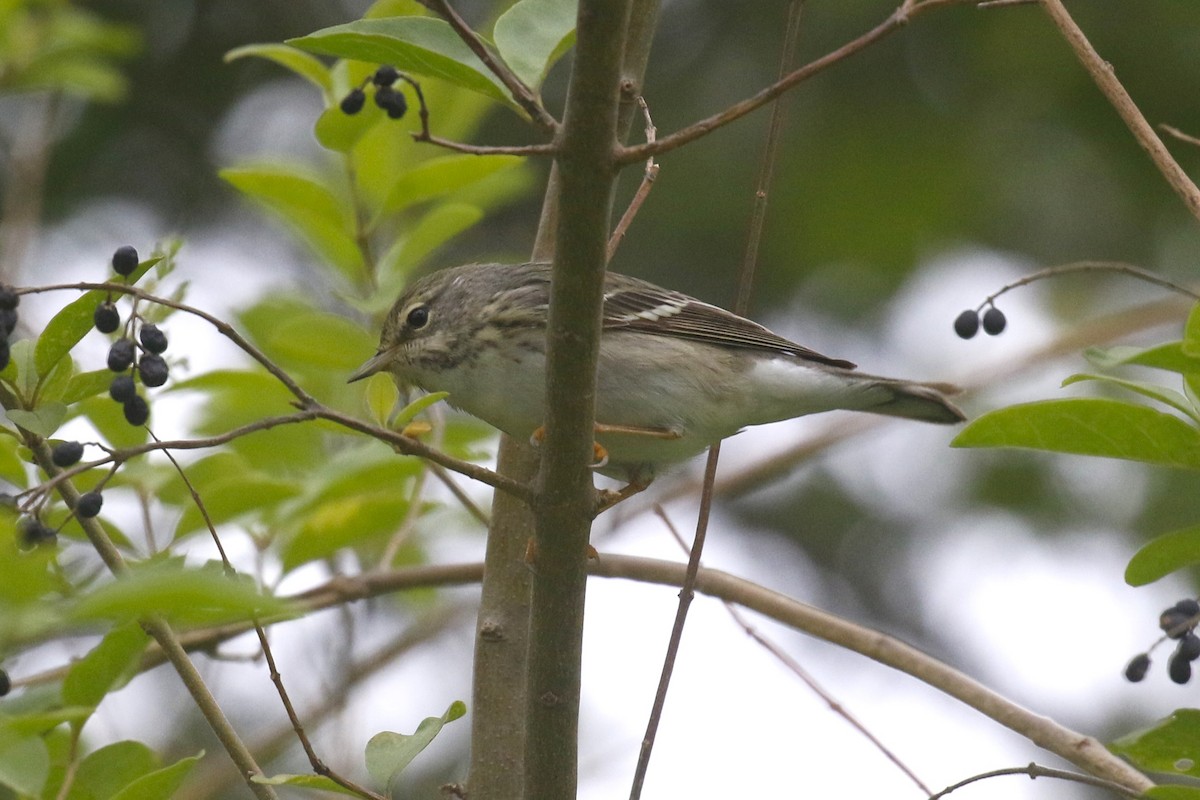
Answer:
[
  {"left": 1039, "top": 0, "right": 1200, "bottom": 223},
  {"left": 525, "top": 1, "right": 633, "bottom": 797}
]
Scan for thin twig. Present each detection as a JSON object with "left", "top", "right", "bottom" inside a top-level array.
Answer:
[
  {"left": 1160, "top": 124, "right": 1200, "bottom": 149},
  {"left": 615, "top": 0, "right": 967, "bottom": 166},
  {"left": 414, "top": 0, "right": 558, "bottom": 132},
  {"left": 607, "top": 96, "right": 660, "bottom": 262},
  {"left": 977, "top": 260, "right": 1200, "bottom": 310},
  {"left": 928, "top": 762, "right": 1146, "bottom": 800},
  {"left": 653, "top": 506, "right": 931, "bottom": 794},
  {"left": 1040, "top": 0, "right": 1200, "bottom": 223},
  {"left": 630, "top": 4, "right": 805, "bottom": 796}
]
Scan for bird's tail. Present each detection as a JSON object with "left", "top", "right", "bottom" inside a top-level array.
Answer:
[{"left": 859, "top": 377, "right": 966, "bottom": 424}]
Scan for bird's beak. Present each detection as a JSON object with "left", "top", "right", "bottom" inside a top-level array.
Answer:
[{"left": 348, "top": 349, "right": 393, "bottom": 384}]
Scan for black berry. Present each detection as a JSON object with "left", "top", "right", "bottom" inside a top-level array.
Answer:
[
  {"left": 340, "top": 88, "right": 366, "bottom": 115},
  {"left": 982, "top": 306, "right": 1007, "bottom": 336},
  {"left": 51, "top": 440, "right": 84, "bottom": 467},
  {"left": 1175, "top": 598, "right": 1200, "bottom": 616},
  {"left": 76, "top": 491, "right": 103, "bottom": 519},
  {"left": 0, "top": 308, "right": 17, "bottom": 336},
  {"left": 111, "top": 245, "right": 139, "bottom": 276},
  {"left": 19, "top": 518, "right": 55, "bottom": 548},
  {"left": 373, "top": 65, "right": 399, "bottom": 87},
  {"left": 1161, "top": 600, "right": 1200, "bottom": 639},
  {"left": 374, "top": 86, "right": 407, "bottom": 119},
  {"left": 94, "top": 303, "right": 120, "bottom": 334},
  {"left": 953, "top": 310, "right": 979, "bottom": 339},
  {"left": 0, "top": 286, "right": 19, "bottom": 310},
  {"left": 107, "top": 338, "right": 135, "bottom": 372},
  {"left": 1170, "top": 650, "right": 1193, "bottom": 684},
  {"left": 109, "top": 374, "right": 136, "bottom": 403},
  {"left": 137, "top": 353, "right": 169, "bottom": 387},
  {"left": 123, "top": 395, "right": 149, "bottom": 426},
  {"left": 0, "top": 668, "right": 9, "bottom": 697},
  {"left": 1178, "top": 633, "right": 1200, "bottom": 662},
  {"left": 1124, "top": 653, "right": 1151, "bottom": 682},
  {"left": 139, "top": 324, "right": 168, "bottom": 354}
]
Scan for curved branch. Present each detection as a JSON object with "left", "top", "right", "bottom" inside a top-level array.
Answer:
[{"left": 615, "top": 0, "right": 968, "bottom": 166}]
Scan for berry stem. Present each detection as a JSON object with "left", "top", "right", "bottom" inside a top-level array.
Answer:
[{"left": 977, "top": 260, "right": 1200, "bottom": 312}]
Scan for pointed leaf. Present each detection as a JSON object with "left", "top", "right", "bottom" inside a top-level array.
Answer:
[
  {"left": 62, "top": 621, "right": 148, "bottom": 708},
  {"left": 365, "top": 701, "right": 466, "bottom": 791},
  {"left": 68, "top": 741, "right": 157, "bottom": 800},
  {"left": 952, "top": 398, "right": 1200, "bottom": 470},
  {"left": 376, "top": 154, "right": 523, "bottom": 220},
  {"left": 6, "top": 403, "right": 68, "bottom": 438},
  {"left": 365, "top": 373, "right": 400, "bottom": 427},
  {"left": 1125, "top": 524, "right": 1200, "bottom": 586},
  {"left": 1113, "top": 710, "right": 1200, "bottom": 778},
  {"left": 1084, "top": 342, "right": 1200, "bottom": 375},
  {"left": 35, "top": 291, "right": 102, "bottom": 378},
  {"left": 109, "top": 751, "right": 203, "bottom": 800},
  {"left": 288, "top": 18, "right": 512, "bottom": 106},
  {"left": 0, "top": 726, "right": 48, "bottom": 796},
  {"left": 225, "top": 43, "right": 332, "bottom": 94},
  {"left": 378, "top": 203, "right": 482, "bottom": 285},
  {"left": 253, "top": 773, "right": 364, "bottom": 796},
  {"left": 493, "top": 0, "right": 577, "bottom": 88},
  {"left": 1061, "top": 373, "right": 1200, "bottom": 423}
]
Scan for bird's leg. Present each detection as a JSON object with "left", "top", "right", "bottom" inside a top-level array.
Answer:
[
  {"left": 595, "top": 478, "right": 651, "bottom": 515},
  {"left": 530, "top": 422, "right": 681, "bottom": 468}
]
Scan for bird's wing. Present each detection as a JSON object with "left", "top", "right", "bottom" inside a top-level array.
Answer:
[{"left": 601, "top": 278, "right": 856, "bottom": 369}]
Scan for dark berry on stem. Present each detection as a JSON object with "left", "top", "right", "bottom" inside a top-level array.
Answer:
[
  {"left": 112, "top": 245, "right": 139, "bottom": 276},
  {"left": 77, "top": 491, "right": 103, "bottom": 519},
  {"left": 51, "top": 441, "right": 84, "bottom": 467},
  {"left": 340, "top": 88, "right": 366, "bottom": 115},
  {"left": 953, "top": 310, "right": 979, "bottom": 339},
  {"left": 124, "top": 395, "right": 149, "bottom": 426},
  {"left": 1170, "top": 650, "right": 1193, "bottom": 684},
  {"left": 982, "top": 306, "right": 1007, "bottom": 336},
  {"left": 94, "top": 303, "right": 120, "bottom": 333},
  {"left": 373, "top": 65, "right": 399, "bottom": 86},
  {"left": 0, "top": 668, "right": 9, "bottom": 697},
  {"left": 1179, "top": 633, "right": 1200, "bottom": 662},
  {"left": 137, "top": 353, "right": 169, "bottom": 387},
  {"left": 107, "top": 338, "right": 135, "bottom": 372},
  {"left": 139, "top": 324, "right": 168, "bottom": 354},
  {"left": 0, "top": 286, "right": 18, "bottom": 310},
  {"left": 109, "top": 374, "right": 136, "bottom": 403},
  {"left": 1175, "top": 598, "right": 1200, "bottom": 616},
  {"left": 1124, "top": 653, "right": 1151, "bottom": 682},
  {"left": 19, "top": 518, "right": 55, "bottom": 548},
  {"left": 0, "top": 308, "right": 17, "bottom": 336},
  {"left": 374, "top": 86, "right": 407, "bottom": 119}
]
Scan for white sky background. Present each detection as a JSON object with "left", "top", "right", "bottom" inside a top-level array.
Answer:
[{"left": 11, "top": 79, "right": 1196, "bottom": 800}]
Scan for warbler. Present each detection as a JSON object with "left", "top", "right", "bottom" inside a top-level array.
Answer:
[{"left": 350, "top": 262, "right": 965, "bottom": 483}]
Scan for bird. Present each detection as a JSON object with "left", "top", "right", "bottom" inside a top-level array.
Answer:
[{"left": 349, "top": 262, "right": 965, "bottom": 485}]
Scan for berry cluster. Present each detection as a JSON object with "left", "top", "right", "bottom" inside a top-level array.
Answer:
[
  {"left": 94, "top": 246, "right": 170, "bottom": 427},
  {"left": 1125, "top": 598, "right": 1200, "bottom": 684},
  {"left": 339, "top": 65, "right": 407, "bottom": 120},
  {"left": 0, "top": 285, "right": 19, "bottom": 371},
  {"left": 954, "top": 305, "right": 1007, "bottom": 339}
]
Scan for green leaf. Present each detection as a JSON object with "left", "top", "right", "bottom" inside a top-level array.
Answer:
[
  {"left": 365, "top": 701, "right": 466, "bottom": 791},
  {"left": 225, "top": 43, "right": 333, "bottom": 94},
  {"left": 252, "top": 773, "right": 364, "bottom": 796},
  {"left": 0, "top": 726, "right": 48, "bottom": 796},
  {"left": 393, "top": 391, "right": 449, "bottom": 429},
  {"left": 109, "top": 751, "right": 202, "bottom": 800},
  {"left": 1147, "top": 786, "right": 1200, "bottom": 800},
  {"left": 66, "top": 741, "right": 157, "bottom": 800},
  {"left": 288, "top": 18, "right": 512, "bottom": 106},
  {"left": 173, "top": 474, "right": 301, "bottom": 539},
  {"left": 6, "top": 403, "right": 68, "bottom": 438},
  {"left": 281, "top": 491, "right": 410, "bottom": 571},
  {"left": 1125, "top": 524, "right": 1200, "bottom": 586},
  {"left": 220, "top": 167, "right": 364, "bottom": 283},
  {"left": 62, "top": 621, "right": 148, "bottom": 709},
  {"left": 952, "top": 398, "right": 1200, "bottom": 470},
  {"left": 1184, "top": 302, "right": 1200, "bottom": 358},
  {"left": 493, "top": 0, "right": 577, "bottom": 88},
  {"left": 63, "top": 369, "right": 118, "bottom": 405},
  {"left": 1084, "top": 342, "right": 1200, "bottom": 375},
  {"left": 365, "top": 373, "right": 399, "bottom": 426},
  {"left": 70, "top": 562, "right": 292, "bottom": 625},
  {"left": 262, "top": 312, "right": 376, "bottom": 372},
  {"left": 376, "top": 154, "right": 524, "bottom": 220},
  {"left": 378, "top": 203, "right": 483, "bottom": 284},
  {"left": 35, "top": 289, "right": 103, "bottom": 379},
  {"left": 314, "top": 102, "right": 382, "bottom": 153},
  {"left": 78, "top": 395, "right": 149, "bottom": 449},
  {"left": 1113, "top": 710, "right": 1200, "bottom": 778},
  {"left": 1061, "top": 373, "right": 1200, "bottom": 423}
]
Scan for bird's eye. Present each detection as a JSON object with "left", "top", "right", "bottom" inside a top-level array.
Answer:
[{"left": 406, "top": 305, "right": 430, "bottom": 329}]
